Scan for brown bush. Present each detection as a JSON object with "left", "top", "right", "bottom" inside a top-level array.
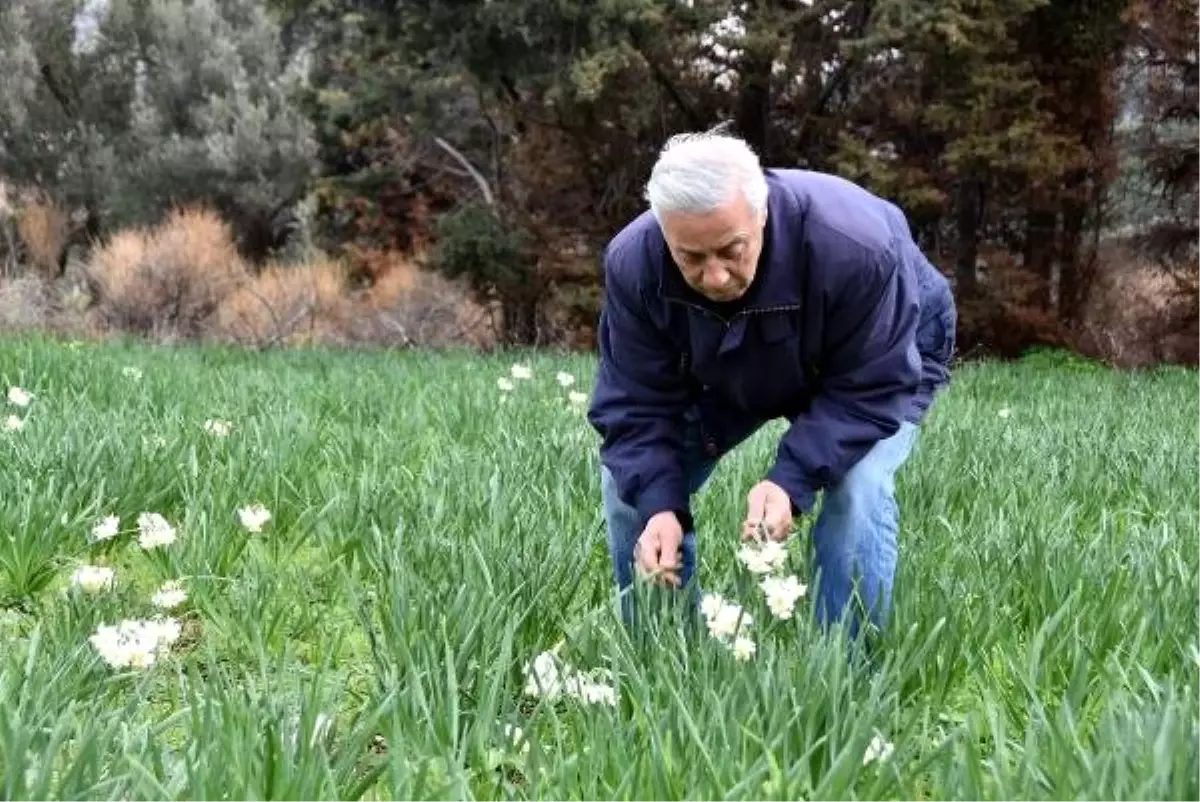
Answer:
[
  {"left": 210, "top": 259, "right": 352, "bottom": 348},
  {"left": 0, "top": 273, "right": 103, "bottom": 339},
  {"left": 342, "top": 245, "right": 418, "bottom": 290},
  {"left": 0, "top": 275, "right": 54, "bottom": 331},
  {"left": 16, "top": 197, "right": 68, "bottom": 279},
  {"left": 87, "top": 207, "right": 249, "bottom": 338},
  {"left": 354, "top": 249, "right": 494, "bottom": 349},
  {"left": 1074, "top": 244, "right": 1199, "bottom": 367},
  {"left": 953, "top": 249, "right": 1071, "bottom": 360}
]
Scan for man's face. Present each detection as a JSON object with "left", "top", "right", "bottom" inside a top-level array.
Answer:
[{"left": 660, "top": 191, "right": 767, "bottom": 303}]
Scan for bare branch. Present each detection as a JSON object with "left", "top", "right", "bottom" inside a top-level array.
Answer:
[{"left": 433, "top": 137, "right": 495, "bottom": 208}]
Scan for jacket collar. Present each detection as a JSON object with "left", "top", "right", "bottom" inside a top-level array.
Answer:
[{"left": 657, "top": 171, "right": 805, "bottom": 314}]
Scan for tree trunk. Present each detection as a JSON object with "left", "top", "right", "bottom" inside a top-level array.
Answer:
[
  {"left": 1058, "top": 193, "right": 1089, "bottom": 323},
  {"left": 1023, "top": 208, "right": 1057, "bottom": 310},
  {"left": 501, "top": 296, "right": 540, "bottom": 347},
  {"left": 736, "top": 52, "right": 772, "bottom": 157},
  {"left": 954, "top": 178, "right": 984, "bottom": 300}
]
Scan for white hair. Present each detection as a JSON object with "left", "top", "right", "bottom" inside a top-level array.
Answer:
[{"left": 644, "top": 130, "right": 769, "bottom": 220}]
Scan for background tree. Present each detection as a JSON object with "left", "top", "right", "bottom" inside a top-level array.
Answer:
[
  {"left": 0, "top": 0, "right": 317, "bottom": 266},
  {"left": 1128, "top": 0, "right": 1195, "bottom": 321},
  {"left": 0, "top": 0, "right": 1189, "bottom": 363}
]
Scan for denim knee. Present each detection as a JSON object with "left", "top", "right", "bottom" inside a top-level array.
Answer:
[{"left": 811, "top": 421, "right": 918, "bottom": 634}]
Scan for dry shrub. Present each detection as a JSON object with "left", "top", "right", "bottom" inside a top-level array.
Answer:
[
  {"left": 357, "top": 250, "right": 494, "bottom": 349},
  {"left": 0, "top": 275, "right": 54, "bottom": 331},
  {"left": 343, "top": 245, "right": 417, "bottom": 290},
  {"left": 953, "top": 249, "right": 1070, "bottom": 360},
  {"left": 210, "top": 248, "right": 492, "bottom": 350},
  {"left": 16, "top": 197, "right": 68, "bottom": 279},
  {"left": 1075, "top": 244, "right": 1199, "bottom": 367},
  {"left": 0, "top": 274, "right": 101, "bottom": 338},
  {"left": 210, "top": 259, "right": 351, "bottom": 347},
  {"left": 88, "top": 207, "right": 249, "bottom": 338}
]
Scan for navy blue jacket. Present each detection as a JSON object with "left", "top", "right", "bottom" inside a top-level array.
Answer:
[{"left": 587, "top": 168, "right": 956, "bottom": 529}]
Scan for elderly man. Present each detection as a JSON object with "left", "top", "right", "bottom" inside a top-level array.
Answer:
[{"left": 587, "top": 130, "right": 956, "bottom": 638}]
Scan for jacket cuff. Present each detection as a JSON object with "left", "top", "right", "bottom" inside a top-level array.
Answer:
[
  {"left": 764, "top": 460, "right": 817, "bottom": 516},
  {"left": 635, "top": 477, "right": 692, "bottom": 532}
]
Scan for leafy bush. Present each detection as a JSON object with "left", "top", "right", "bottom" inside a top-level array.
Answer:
[
  {"left": 430, "top": 203, "right": 531, "bottom": 298},
  {"left": 430, "top": 202, "right": 546, "bottom": 345},
  {"left": 0, "top": 0, "right": 317, "bottom": 263}
]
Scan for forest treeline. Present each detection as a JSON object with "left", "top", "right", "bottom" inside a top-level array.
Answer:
[{"left": 0, "top": 0, "right": 1195, "bottom": 364}]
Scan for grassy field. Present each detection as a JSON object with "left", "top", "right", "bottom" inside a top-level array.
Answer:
[{"left": 0, "top": 332, "right": 1196, "bottom": 800}]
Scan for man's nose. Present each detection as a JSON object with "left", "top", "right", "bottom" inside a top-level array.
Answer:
[{"left": 702, "top": 263, "right": 731, "bottom": 291}]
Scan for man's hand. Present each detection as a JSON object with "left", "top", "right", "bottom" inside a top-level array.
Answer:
[
  {"left": 635, "top": 511, "right": 684, "bottom": 587},
  {"left": 742, "top": 480, "right": 793, "bottom": 542}
]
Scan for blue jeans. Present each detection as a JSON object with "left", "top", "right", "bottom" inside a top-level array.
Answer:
[{"left": 600, "top": 420, "right": 920, "bottom": 638}]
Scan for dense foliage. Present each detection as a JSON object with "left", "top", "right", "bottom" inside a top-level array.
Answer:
[{"left": 0, "top": 0, "right": 1194, "bottom": 356}]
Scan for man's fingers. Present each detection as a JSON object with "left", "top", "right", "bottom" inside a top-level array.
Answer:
[
  {"left": 657, "top": 533, "right": 681, "bottom": 586},
  {"left": 744, "top": 487, "right": 770, "bottom": 542},
  {"left": 658, "top": 526, "right": 680, "bottom": 566},
  {"left": 764, "top": 497, "right": 791, "bottom": 541},
  {"left": 636, "top": 532, "right": 659, "bottom": 574},
  {"left": 746, "top": 486, "right": 767, "bottom": 524},
  {"left": 637, "top": 531, "right": 683, "bottom": 587},
  {"left": 636, "top": 533, "right": 675, "bottom": 586}
]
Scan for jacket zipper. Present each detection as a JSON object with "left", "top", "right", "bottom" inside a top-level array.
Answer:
[
  {"left": 662, "top": 296, "right": 802, "bottom": 326},
  {"left": 662, "top": 297, "right": 821, "bottom": 386}
]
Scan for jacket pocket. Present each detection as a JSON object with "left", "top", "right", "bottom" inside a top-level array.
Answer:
[{"left": 917, "top": 304, "right": 956, "bottom": 365}]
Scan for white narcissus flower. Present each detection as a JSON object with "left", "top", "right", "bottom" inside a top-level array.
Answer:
[
  {"left": 5, "top": 415, "right": 24, "bottom": 431},
  {"left": 510, "top": 364, "right": 533, "bottom": 380},
  {"left": 575, "top": 680, "right": 617, "bottom": 706},
  {"left": 503, "top": 724, "right": 530, "bottom": 756},
  {"left": 736, "top": 540, "right": 788, "bottom": 574},
  {"left": 203, "top": 419, "right": 232, "bottom": 436},
  {"left": 863, "top": 733, "right": 894, "bottom": 765},
  {"left": 555, "top": 371, "right": 575, "bottom": 387},
  {"left": 522, "top": 650, "right": 565, "bottom": 697},
  {"left": 704, "top": 597, "right": 752, "bottom": 641},
  {"left": 497, "top": 377, "right": 515, "bottom": 392},
  {"left": 761, "top": 574, "right": 808, "bottom": 620},
  {"left": 151, "top": 580, "right": 187, "bottom": 610},
  {"left": 731, "top": 636, "right": 757, "bottom": 661},
  {"left": 137, "top": 512, "right": 177, "bottom": 549},
  {"left": 567, "top": 391, "right": 588, "bottom": 406},
  {"left": 122, "top": 366, "right": 143, "bottom": 380},
  {"left": 237, "top": 504, "right": 271, "bottom": 533},
  {"left": 91, "top": 514, "right": 120, "bottom": 542},
  {"left": 71, "top": 565, "right": 115, "bottom": 593},
  {"left": 998, "top": 407, "right": 1012, "bottom": 419},
  {"left": 700, "top": 592, "right": 727, "bottom": 621},
  {"left": 7, "top": 386, "right": 32, "bottom": 407},
  {"left": 521, "top": 650, "right": 617, "bottom": 706},
  {"left": 88, "top": 616, "right": 181, "bottom": 669}
]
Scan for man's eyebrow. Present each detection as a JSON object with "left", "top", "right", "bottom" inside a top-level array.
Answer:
[
  {"left": 680, "top": 235, "right": 748, "bottom": 256},
  {"left": 713, "top": 234, "right": 748, "bottom": 252}
]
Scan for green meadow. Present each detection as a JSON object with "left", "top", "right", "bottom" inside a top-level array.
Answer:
[{"left": 1, "top": 334, "right": 1196, "bottom": 800}]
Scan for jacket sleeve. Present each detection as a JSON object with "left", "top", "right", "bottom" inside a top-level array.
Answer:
[
  {"left": 587, "top": 242, "right": 692, "bottom": 530},
  {"left": 764, "top": 244, "right": 922, "bottom": 514}
]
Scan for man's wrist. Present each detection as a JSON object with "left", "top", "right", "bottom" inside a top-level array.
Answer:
[{"left": 642, "top": 507, "right": 693, "bottom": 533}]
